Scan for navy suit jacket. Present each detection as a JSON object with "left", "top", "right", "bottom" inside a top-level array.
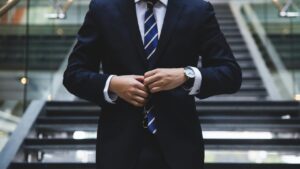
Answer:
[{"left": 63, "top": 0, "right": 242, "bottom": 169}]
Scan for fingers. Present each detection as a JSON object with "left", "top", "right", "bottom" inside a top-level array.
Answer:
[
  {"left": 150, "top": 87, "right": 162, "bottom": 93},
  {"left": 134, "top": 81, "right": 148, "bottom": 92},
  {"left": 144, "top": 69, "right": 158, "bottom": 78},
  {"left": 131, "top": 76, "right": 149, "bottom": 107},
  {"left": 134, "top": 88, "right": 149, "bottom": 98},
  {"left": 131, "top": 87, "right": 149, "bottom": 106},
  {"left": 128, "top": 95, "right": 147, "bottom": 107},
  {"left": 144, "top": 69, "right": 164, "bottom": 93},
  {"left": 122, "top": 73, "right": 167, "bottom": 107},
  {"left": 130, "top": 100, "right": 144, "bottom": 107},
  {"left": 133, "top": 75, "right": 144, "bottom": 83},
  {"left": 148, "top": 80, "right": 163, "bottom": 90},
  {"left": 145, "top": 78, "right": 165, "bottom": 93},
  {"left": 134, "top": 95, "right": 147, "bottom": 104},
  {"left": 144, "top": 74, "right": 161, "bottom": 86}
]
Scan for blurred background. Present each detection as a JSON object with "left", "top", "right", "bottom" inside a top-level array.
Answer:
[{"left": 0, "top": 0, "right": 299, "bottom": 169}]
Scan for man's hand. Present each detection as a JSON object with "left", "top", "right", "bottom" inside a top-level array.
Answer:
[
  {"left": 144, "top": 68, "right": 188, "bottom": 93},
  {"left": 109, "top": 75, "right": 149, "bottom": 107}
]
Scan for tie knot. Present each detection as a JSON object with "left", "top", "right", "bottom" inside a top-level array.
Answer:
[{"left": 146, "top": 0, "right": 158, "bottom": 9}]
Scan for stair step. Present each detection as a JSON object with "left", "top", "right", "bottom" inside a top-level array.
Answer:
[
  {"left": 21, "top": 138, "right": 300, "bottom": 151},
  {"left": 224, "top": 33, "right": 243, "bottom": 38},
  {"left": 9, "top": 163, "right": 300, "bottom": 169},
  {"left": 43, "top": 101, "right": 299, "bottom": 117},
  {"left": 216, "top": 15, "right": 235, "bottom": 19},
  {"left": 218, "top": 20, "right": 237, "bottom": 25},
  {"left": 33, "top": 118, "right": 300, "bottom": 134},
  {"left": 36, "top": 117, "right": 300, "bottom": 124}
]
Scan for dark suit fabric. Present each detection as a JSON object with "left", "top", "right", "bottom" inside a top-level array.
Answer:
[
  {"left": 63, "top": 0, "right": 242, "bottom": 169},
  {"left": 133, "top": 128, "right": 171, "bottom": 169}
]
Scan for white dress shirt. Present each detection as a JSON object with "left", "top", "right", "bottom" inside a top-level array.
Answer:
[{"left": 103, "top": 0, "right": 202, "bottom": 104}]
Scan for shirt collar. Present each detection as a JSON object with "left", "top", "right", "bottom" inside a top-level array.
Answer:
[{"left": 134, "top": 0, "right": 168, "bottom": 6}]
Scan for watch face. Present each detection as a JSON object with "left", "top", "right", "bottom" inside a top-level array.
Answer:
[{"left": 185, "top": 68, "right": 195, "bottom": 78}]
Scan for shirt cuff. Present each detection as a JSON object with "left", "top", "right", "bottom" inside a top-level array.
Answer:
[
  {"left": 188, "top": 67, "right": 202, "bottom": 95},
  {"left": 103, "top": 75, "right": 118, "bottom": 104}
]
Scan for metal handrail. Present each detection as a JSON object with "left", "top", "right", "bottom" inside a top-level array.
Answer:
[
  {"left": 272, "top": 0, "right": 299, "bottom": 17},
  {"left": 62, "top": 0, "right": 73, "bottom": 14},
  {"left": 46, "top": 0, "right": 74, "bottom": 19},
  {"left": 242, "top": 2, "right": 295, "bottom": 99},
  {"left": 0, "top": 101, "right": 45, "bottom": 169},
  {"left": 272, "top": 0, "right": 284, "bottom": 11},
  {"left": 229, "top": 1, "right": 282, "bottom": 100},
  {"left": 0, "top": 0, "right": 20, "bottom": 17}
]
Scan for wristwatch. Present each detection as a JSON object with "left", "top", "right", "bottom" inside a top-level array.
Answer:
[{"left": 182, "top": 66, "right": 195, "bottom": 90}]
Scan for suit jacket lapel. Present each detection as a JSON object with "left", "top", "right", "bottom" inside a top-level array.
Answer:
[
  {"left": 149, "top": 0, "right": 185, "bottom": 69},
  {"left": 118, "top": 0, "right": 148, "bottom": 70}
]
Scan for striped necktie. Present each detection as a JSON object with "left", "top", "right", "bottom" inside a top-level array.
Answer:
[{"left": 143, "top": 0, "right": 158, "bottom": 134}]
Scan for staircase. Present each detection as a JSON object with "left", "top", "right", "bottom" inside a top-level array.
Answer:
[
  {"left": 1, "top": 3, "right": 300, "bottom": 169},
  {"left": 269, "top": 34, "right": 300, "bottom": 70},
  {"left": 3, "top": 100, "right": 300, "bottom": 169},
  {"left": 206, "top": 4, "right": 268, "bottom": 101},
  {"left": 0, "top": 35, "right": 76, "bottom": 99},
  {"left": 0, "top": 35, "right": 75, "bottom": 70}
]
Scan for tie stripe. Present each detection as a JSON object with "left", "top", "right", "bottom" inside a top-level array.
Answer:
[
  {"left": 144, "top": 33, "right": 158, "bottom": 49},
  {"left": 147, "top": 48, "right": 156, "bottom": 60},
  {"left": 144, "top": 7, "right": 158, "bottom": 61},
  {"left": 146, "top": 106, "right": 157, "bottom": 134},
  {"left": 144, "top": 13, "right": 154, "bottom": 24},
  {"left": 145, "top": 22, "right": 157, "bottom": 37},
  {"left": 148, "top": 118, "right": 155, "bottom": 126},
  {"left": 144, "top": 1, "right": 158, "bottom": 134}
]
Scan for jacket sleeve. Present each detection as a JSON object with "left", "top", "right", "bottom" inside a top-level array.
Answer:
[
  {"left": 63, "top": 0, "right": 110, "bottom": 106},
  {"left": 195, "top": 2, "right": 242, "bottom": 99}
]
